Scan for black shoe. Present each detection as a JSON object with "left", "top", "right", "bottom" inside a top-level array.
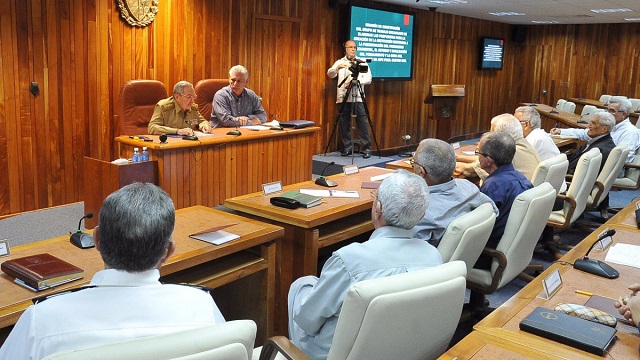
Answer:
[
  {"left": 340, "top": 150, "right": 351, "bottom": 156},
  {"left": 363, "top": 152, "right": 371, "bottom": 159}
]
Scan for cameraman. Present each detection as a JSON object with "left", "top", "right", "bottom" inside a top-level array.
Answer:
[{"left": 327, "top": 40, "right": 373, "bottom": 158}]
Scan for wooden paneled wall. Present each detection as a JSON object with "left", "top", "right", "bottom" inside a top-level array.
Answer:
[{"left": 1, "top": 0, "right": 640, "bottom": 216}]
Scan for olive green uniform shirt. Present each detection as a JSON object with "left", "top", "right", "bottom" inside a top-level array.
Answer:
[{"left": 148, "top": 97, "right": 208, "bottom": 135}]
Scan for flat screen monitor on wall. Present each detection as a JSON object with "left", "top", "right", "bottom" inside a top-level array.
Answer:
[
  {"left": 479, "top": 37, "right": 504, "bottom": 70},
  {"left": 349, "top": 5, "right": 415, "bottom": 80}
]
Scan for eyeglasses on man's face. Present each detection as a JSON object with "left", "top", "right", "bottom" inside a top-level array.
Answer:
[
  {"left": 179, "top": 93, "right": 197, "bottom": 100},
  {"left": 475, "top": 148, "right": 489, "bottom": 157},
  {"left": 607, "top": 107, "right": 623, "bottom": 114}
]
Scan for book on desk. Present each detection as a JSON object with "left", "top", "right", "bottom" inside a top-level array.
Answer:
[{"left": 1, "top": 253, "right": 84, "bottom": 292}]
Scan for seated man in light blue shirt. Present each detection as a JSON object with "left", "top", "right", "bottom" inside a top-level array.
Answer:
[
  {"left": 411, "top": 138, "right": 497, "bottom": 247},
  {"left": 210, "top": 65, "right": 267, "bottom": 128},
  {"left": 287, "top": 170, "right": 442, "bottom": 360}
]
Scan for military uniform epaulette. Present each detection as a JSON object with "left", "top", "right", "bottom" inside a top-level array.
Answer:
[{"left": 161, "top": 101, "right": 175, "bottom": 111}]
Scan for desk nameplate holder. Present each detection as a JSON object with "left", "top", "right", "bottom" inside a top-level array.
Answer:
[
  {"left": 451, "top": 142, "right": 461, "bottom": 150},
  {"left": 343, "top": 165, "right": 359, "bottom": 175},
  {"left": 0, "top": 239, "right": 9, "bottom": 257},
  {"left": 593, "top": 228, "right": 613, "bottom": 251},
  {"left": 537, "top": 268, "right": 563, "bottom": 300},
  {"left": 262, "top": 181, "right": 283, "bottom": 195}
]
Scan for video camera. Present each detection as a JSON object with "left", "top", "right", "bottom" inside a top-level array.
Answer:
[{"left": 347, "top": 58, "right": 370, "bottom": 75}]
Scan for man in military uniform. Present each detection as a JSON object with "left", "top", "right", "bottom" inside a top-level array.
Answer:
[{"left": 148, "top": 80, "right": 212, "bottom": 135}]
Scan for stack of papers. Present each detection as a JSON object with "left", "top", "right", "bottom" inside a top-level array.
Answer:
[
  {"left": 189, "top": 224, "right": 240, "bottom": 245},
  {"left": 604, "top": 243, "right": 640, "bottom": 268}
]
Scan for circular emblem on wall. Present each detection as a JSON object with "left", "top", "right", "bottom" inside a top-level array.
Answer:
[{"left": 117, "top": 0, "right": 159, "bottom": 27}]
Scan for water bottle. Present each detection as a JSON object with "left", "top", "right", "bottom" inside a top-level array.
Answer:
[
  {"left": 132, "top": 148, "right": 140, "bottom": 163},
  {"left": 141, "top": 147, "right": 149, "bottom": 162}
]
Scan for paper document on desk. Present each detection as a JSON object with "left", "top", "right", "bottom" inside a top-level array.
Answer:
[
  {"left": 195, "top": 131, "right": 214, "bottom": 136},
  {"left": 604, "top": 243, "right": 640, "bottom": 268},
  {"left": 189, "top": 224, "right": 239, "bottom": 245},
  {"left": 462, "top": 151, "right": 475, "bottom": 155},
  {"left": 551, "top": 134, "right": 579, "bottom": 139},
  {"left": 242, "top": 125, "right": 271, "bottom": 131},
  {"left": 300, "top": 189, "right": 359, "bottom": 198}
]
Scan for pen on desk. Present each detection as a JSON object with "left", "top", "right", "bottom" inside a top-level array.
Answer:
[
  {"left": 575, "top": 290, "right": 616, "bottom": 300},
  {"left": 554, "top": 121, "right": 558, "bottom": 129}
]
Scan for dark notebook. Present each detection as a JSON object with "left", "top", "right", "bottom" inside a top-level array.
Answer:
[
  {"left": 519, "top": 307, "right": 617, "bottom": 356},
  {"left": 279, "top": 120, "right": 315, "bottom": 129},
  {"left": 1, "top": 253, "right": 84, "bottom": 291}
]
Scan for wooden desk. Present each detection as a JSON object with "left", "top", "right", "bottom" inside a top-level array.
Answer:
[
  {"left": 569, "top": 97, "right": 639, "bottom": 121},
  {"left": 442, "top": 203, "right": 640, "bottom": 359},
  {"left": 115, "top": 127, "right": 319, "bottom": 209},
  {"left": 225, "top": 166, "right": 393, "bottom": 334},
  {"left": 0, "top": 206, "right": 282, "bottom": 344},
  {"left": 525, "top": 103, "right": 588, "bottom": 130}
]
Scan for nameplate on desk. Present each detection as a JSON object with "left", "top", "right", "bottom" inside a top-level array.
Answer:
[
  {"left": 343, "top": 164, "right": 359, "bottom": 175},
  {"left": 451, "top": 142, "right": 461, "bottom": 149},
  {"left": 0, "top": 239, "right": 9, "bottom": 257},
  {"left": 594, "top": 228, "right": 613, "bottom": 251},
  {"left": 262, "top": 181, "right": 283, "bottom": 195},
  {"left": 538, "top": 269, "right": 563, "bottom": 300}
]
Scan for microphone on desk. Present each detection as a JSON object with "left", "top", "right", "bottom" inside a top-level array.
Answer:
[
  {"left": 577, "top": 113, "right": 589, "bottom": 124},
  {"left": 549, "top": 107, "right": 559, "bottom": 114},
  {"left": 635, "top": 104, "right": 640, "bottom": 114},
  {"left": 573, "top": 229, "right": 619, "bottom": 278},
  {"left": 529, "top": 89, "right": 548, "bottom": 106},
  {"left": 226, "top": 118, "right": 242, "bottom": 136},
  {"left": 182, "top": 119, "right": 199, "bottom": 141},
  {"left": 70, "top": 213, "right": 95, "bottom": 249},
  {"left": 315, "top": 161, "right": 338, "bottom": 187}
]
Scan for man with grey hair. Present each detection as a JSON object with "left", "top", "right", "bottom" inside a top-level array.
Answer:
[
  {"left": 287, "top": 170, "right": 442, "bottom": 360},
  {"left": 515, "top": 106, "right": 560, "bottom": 161},
  {"left": 149, "top": 80, "right": 212, "bottom": 135},
  {"left": 475, "top": 132, "right": 533, "bottom": 269},
  {"left": 0, "top": 183, "right": 225, "bottom": 359},
  {"left": 552, "top": 96, "right": 639, "bottom": 164},
  {"left": 456, "top": 113, "right": 541, "bottom": 181},
  {"left": 211, "top": 64, "right": 267, "bottom": 128},
  {"left": 412, "top": 138, "right": 497, "bottom": 247},
  {"left": 566, "top": 112, "right": 616, "bottom": 174}
]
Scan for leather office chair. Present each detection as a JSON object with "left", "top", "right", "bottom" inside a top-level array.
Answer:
[
  {"left": 117, "top": 80, "right": 168, "bottom": 136},
  {"left": 437, "top": 203, "right": 496, "bottom": 272},
  {"left": 257, "top": 261, "right": 467, "bottom": 360},
  {"left": 43, "top": 320, "right": 257, "bottom": 360},
  {"left": 531, "top": 153, "right": 569, "bottom": 195},
  {"left": 195, "top": 79, "right": 229, "bottom": 122},
  {"left": 613, "top": 146, "right": 640, "bottom": 190},
  {"left": 599, "top": 94, "right": 612, "bottom": 104},
  {"left": 466, "top": 183, "right": 556, "bottom": 317},
  {"left": 563, "top": 101, "right": 576, "bottom": 114},
  {"left": 556, "top": 99, "right": 567, "bottom": 109},
  {"left": 544, "top": 148, "right": 602, "bottom": 257}
]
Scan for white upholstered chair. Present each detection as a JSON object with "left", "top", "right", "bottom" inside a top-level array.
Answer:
[
  {"left": 586, "top": 145, "right": 629, "bottom": 215},
  {"left": 562, "top": 101, "right": 576, "bottom": 114},
  {"left": 437, "top": 203, "right": 496, "bottom": 272},
  {"left": 257, "top": 261, "right": 468, "bottom": 360},
  {"left": 531, "top": 153, "right": 569, "bottom": 195},
  {"left": 43, "top": 320, "right": 257, "bottom": 360},
  {"left": 466, "top": 183, "right": 556, "bottom": 316},
  {"left": 556, "top": 99, "right": 567, "bottom": 109},
  {"left": 580, "top": 104, "right": 598, "bottom": 119},
  {"left": 599, "top": 94, "right": 612, "bottom": 104},
  {"left": 613, "top": 145, "right": 640, "bottom": 190}
]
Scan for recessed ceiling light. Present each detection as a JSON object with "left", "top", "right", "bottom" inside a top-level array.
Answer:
[
  {"left": 590, "top": 8, "right": 632, "bottom": 13},
  {"left": 489, "top": 12, "right": 525, "bottom": 17},
  {"left": 531, "top": 20, "right": 560, "bottom": 24},
  {"left": 625, "top": 18, "right": 640, "bottom": 21},
  {"left": 429, "top": 0, "right": 467, "bottom": 4}
]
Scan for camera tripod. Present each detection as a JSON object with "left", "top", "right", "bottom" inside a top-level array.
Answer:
[{"left": 323, "top": 75, "right": 381, "bottom": 162}]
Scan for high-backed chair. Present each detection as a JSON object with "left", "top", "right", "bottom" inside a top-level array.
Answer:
[
  {"left": 580, "top": 104, "right": 598, "bottom": 119},
  {"left": 562, "top": 101, "right": 576, "bottom": 114},
  {"left": 257, "top": 261, "right": 467, "bottom": 360},
  {"left": 466, "top": 183, "right": 556, "bottom": 316},
  {"left": 118, "top": 80, "right": 168, "bottom": 136},
  {"left": 195, "top": 79, "right": 229, "bottom": 122},
  {"left": 579, "top": 145, "right": 629, "bottom": 224},
  {"left": 599, "top": 94, "right": 612, "bottom": 104},
  {"left": 437, "top": 203, "right": 496, "bottom": 272},
  {"left": 43, "top": 320, "right": 257, "bottom": 360},
  {"left": 613, "top": 146, "right": 640, "bottom": 190},
  {"left": 531, "top": 153, "right": 569, "bottom": 195},
  {"left": 630, "top": 98, "right": 640, "bottom": 117},
  {"left": 556, "top": 99, "right": 567, "bottom": 109}
]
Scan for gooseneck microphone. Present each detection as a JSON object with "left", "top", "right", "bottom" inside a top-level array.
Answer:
[
  {"left": 315, "top": 161, "right": 338, "bottom": 187},
  {"left": 549, "top": 107, "right": 559, "bottom": 114},
  {"left": 529, "top": 89, "right": 548, "bottom": 106},
  {"left": 70, "top": 213, "right": 95, "bottom": 249},
  {"left": 577, "top": 113, "right": 589, "bottom": 124},
  {"left": 573, "top": 229, "right": 619, "bottom": 278}
]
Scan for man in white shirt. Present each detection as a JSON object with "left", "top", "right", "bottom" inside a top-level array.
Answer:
[
  {"left": 0, "top": 183, "right": 225, "bottom": 360},
  {"left": 515, "top": 106, "right": 561, "bottom": 161},
  {"left": 552, "top": 96, "right": 640, "bottom": 164}
]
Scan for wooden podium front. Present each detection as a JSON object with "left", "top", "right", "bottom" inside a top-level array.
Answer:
[
  {"left": 83, "top": 157, "right": 158, "bottom": 228},
  {"left": 424, "top": 84, "right": 465, "bottom": 141}
]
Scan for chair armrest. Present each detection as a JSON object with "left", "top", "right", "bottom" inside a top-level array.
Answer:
[
  {"left": 624, "top": 163, "right": 640, "bottom": 170},
  {"left": 259, "top": 336, "right": 310, "bottom": 360},
  {"left": 547, "top": 194, "right": 577, "bottom": 229},
  {"left": 472, "top": 247, "right": 507, "bottom": 294},
  {"left": 589, "top": 181, "right": 605, "bottom": 207}
]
